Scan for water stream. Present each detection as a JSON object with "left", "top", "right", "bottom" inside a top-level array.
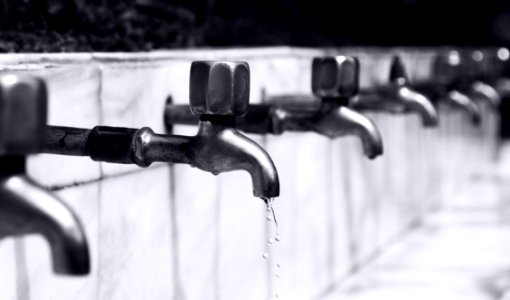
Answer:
[{"left": 262, "top": 197, "right": 281, "bottom": 300}]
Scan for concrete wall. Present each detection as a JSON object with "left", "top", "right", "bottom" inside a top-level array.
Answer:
[{"left": 0, "top": 47, "right": 498, "bottom": 300}]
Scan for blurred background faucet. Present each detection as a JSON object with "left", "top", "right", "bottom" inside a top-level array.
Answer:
[
  {"left": 42, "top": 61, "right": 280, "bottom": 202},
  {"left": 0, "top": 75, "right": 90, "bottom": 275},
  {"left": 414, "top": 50, "right": 483, "bottom": 125},
  {"left": 462, "top": 49, "right": 501, "bottom": 109},
  {"left": 165, "top": 56, "right": 384, "bottom": 159},
  {"left": 493, "top": 47, "right": 510, "bottom": 100},
  {"left": 351, "top": 55, "right": 439, "bottom": 127}
]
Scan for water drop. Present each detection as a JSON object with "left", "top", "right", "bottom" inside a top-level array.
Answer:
[
  {"left": 277, "top": 262, "right": 281, "bottom": 268},
  {"left": 275, "top": 294, "right": 279, "bottom": 298},
  {"left": 276, "top": 272, "right": 281, "bottom": 278},
  {"left": 262, "top": 252, "right": 269, "bottom": 259},
  {"left": 267, "top": 238, "right": 274, "bottom": 245},
  {"left": 275, "top": 234, "right": 281, "bottom": 242},
  {"left": 266, "top": 215, "right": 273, "bottom": 221}
]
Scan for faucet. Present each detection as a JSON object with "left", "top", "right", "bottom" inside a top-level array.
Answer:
[
  {"left": 493, "top": 47, "right": 510, "bottom": 97},
  {"left": 165, "top": 56, "right": 384, "bottom": 159},
  {"left": 462, "top": 50, "right": 501, "bottom": 109},
  {"left": 413, "top": 50, "right": 482, "bottom": 125},
  {"left": 351, "top": 55, "right": 439, "bottom": 127},
  {"left": 0, "top": 75, "right": 90, "bottom": 275},
  {"left": 42, "top": 61, "right": 280, "bottom": 201}
]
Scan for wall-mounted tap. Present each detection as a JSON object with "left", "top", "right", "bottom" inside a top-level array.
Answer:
[
  {"left": 0, "top": 75, "right": 90, "bottom": 275},
  {"left": 462, "top": 50, "right": 501, "bottom": 109},
  {"left": 414, "top": 50, "right": 482, "bottom": 125},
  {"left": 492, "top": 47, "right": 510, "bottom": 97},
  {"left": 351, "top": 56, "right": 439, "bottom": 127},
  {"left": 165, "top": 56, "right": 384, "bottom": 159},
  {"left": 42, "top": 61, "right": 280, "bottom": 202},
  {"left": 490, "top": 47, "right": 510, "bottom": 96}
]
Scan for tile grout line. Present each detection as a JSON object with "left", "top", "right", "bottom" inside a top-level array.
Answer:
[
  {"left": 214, "top": 176, "right": 221, "bottom": 300},
  {"left": 169, "top": 164, "right": 185, "bottom": 300},
  {"left": 96, "top": 64, "right": 103, "bottom": 300},
  {"left": 14, "top": 238, "right": 30, "bottom": 300},
  {"left": 48, "top": 164, "right": 169, "bottom": 191}
]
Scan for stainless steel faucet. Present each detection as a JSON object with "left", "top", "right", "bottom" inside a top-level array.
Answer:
[
  {"left": 165, "top": 56, "right": 384, "bottom": 159},
  {"left": 463, "top": 50, "right": 501, "bottom": 109},
  {"left": 0, "top": 75, "right": 90, "bottom": 275},
  {"left": 414, "top": 50, "right": 482, "bottom": 125},
  {"left": 42, "top": 61, "right": 280, "bottom": 201},
  {"left": 351, "top": 56, "right": 439, "bottom": 127},
  {"left": 494, "top": 47, "right": 510, "bottom": 97}
]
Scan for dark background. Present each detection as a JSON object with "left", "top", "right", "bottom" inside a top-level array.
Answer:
[{"left": 1, "top": 0, "right": 510, "bottom": 52}]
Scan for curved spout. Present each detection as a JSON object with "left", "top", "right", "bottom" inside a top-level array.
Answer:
[
  {"left": 397, "top": 86, "right": 439, "bottom": 127},
  {"left": 470, "top": 81, "right": 501, "bottom": 108},
  {"left": 0, "top": 175, "right": 90, "bottom": 275},
  {"left": 314, "top": 106, "right": 383, "bottom": 159},
  {"left": 445, "top": 90, "right": 482, "bottom": 125},
  {"left": 191, "top": 120, "right": 280, "bottom": 199}
]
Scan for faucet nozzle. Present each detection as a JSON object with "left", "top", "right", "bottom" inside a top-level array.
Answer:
[
  {"left": 0, "top": 75, "right": 90, "bottom": 275},
  {"left": 0, "top": 158, "right": 90, "bottom": 275}
]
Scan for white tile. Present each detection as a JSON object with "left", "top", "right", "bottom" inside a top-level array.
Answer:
[
  {"left": 172, "top": 163, "right": 220, "bottom": 300},
  {"left": 98, "top": 167, "right": 174, "bottom": 300},
  {"left": 0, "top": 239, "right": 21, "bottom": 300},
  {"left": 99, "top": 60, "right": 191, "bottom": 176},
  {"left": 0, "top": 66, "right": 102, "bottom": 188},
  {"left": 26, "top": 66, "right": 102, "bottom": 188},
  {"left": 343, "top": 138, "right": 380, "bottom": 265},
  {"left": 330, "top": 138, "right": 357, "bottom": 280},
  {"left": 266, "top": 133, "right": 332, "bottom": 299},
  {"left": 217, "top": 169, "right": 268, "bottom": 300}
]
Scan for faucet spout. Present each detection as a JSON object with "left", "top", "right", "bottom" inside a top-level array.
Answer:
[
  {"left": 116, "top": 118, "right": 279, "bottom": 200},
  {"left": 190, "top": 118, "right": 280, "bottom": 199},
  {"left": 0, "top": 157, "right": 90, "bottom": 275},
  {"left": 397, "top": 86, "right": 439, "bottom": 127},
  {"left": 314, "top": 105, "right": 383, "bottom": 159},
  {"left": 446, "top": 90, "right": 482, "bottom": 125},
  {"left": 470, "top": 81, "right": 501, "bottom": 108}
]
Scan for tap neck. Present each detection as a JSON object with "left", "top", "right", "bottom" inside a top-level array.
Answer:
[
  {"left": 197, "top": 115, "right": 238, "bottom": 136},
  {"left": 321, "top": 96, "right": 350, "bottom": 107},
  {"left": 199, "top": 115, "right": 237, "bottom": 128}
]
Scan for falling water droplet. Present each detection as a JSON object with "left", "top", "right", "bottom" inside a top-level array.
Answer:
[
  {"left": 275, "top": 234, "right": 281, "bottom": 242},
  {"left": 275, "top": 272, "right": 281, "bottom": 278},
  {"left": 267, "top": 238, "right": 274, "bottom": 245},
  {"left": 262, "top": 252, "right": 269, "bottom": 259},
  {"left": 275, "top": 294, "right": 279, "bottom": 298},
  {"left": 267, "top": 214, "right": 273, "bottom": 222},
  {"left": 277, "top": 262, "right": 281, "bottom": 268}
]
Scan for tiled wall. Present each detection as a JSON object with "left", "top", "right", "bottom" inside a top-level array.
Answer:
[{"left": 0, "top": 47, "right": 498, "bottom": 300}]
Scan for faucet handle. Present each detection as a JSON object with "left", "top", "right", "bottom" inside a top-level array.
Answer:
[
  {"left": 389, "top": 56, "right": 409, "bottom": 85},
  {"left": 463, "top": 50, "right": 486, "bottom": 80},
  {"left": 189, "top": 61, "right": 250, "bottom": 117},
  {"left": 0, "top": 75, "right": 48, "bottom": 155},
  {"left": 311, "top": 56, "right": 359, "bottom": 101},
  {"left": 432, "top": 50, "right": 463, "bottom": 86}
]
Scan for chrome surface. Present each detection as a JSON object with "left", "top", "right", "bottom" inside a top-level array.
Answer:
[
  {"left": 165, "top": 56, "right": 384, "bottom": 159},
  {"left": 352, "top": 56, "right": 439, "bottom": 127}
]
